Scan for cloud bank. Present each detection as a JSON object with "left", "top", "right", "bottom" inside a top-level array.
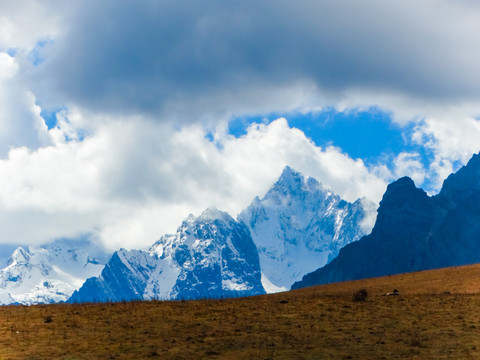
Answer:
[
  {"left": 0, "top": 117, "right": 387, "bottom": 250},
  {"left": 32, "top": 0, "right": 480, "bottom": 122},
  {"left": 0, "top": 1, "right": 480, "bottom": 249}
]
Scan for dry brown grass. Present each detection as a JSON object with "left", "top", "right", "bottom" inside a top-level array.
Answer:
[{"left": 2, "top": 264, "right": 480, "bottom": 359}]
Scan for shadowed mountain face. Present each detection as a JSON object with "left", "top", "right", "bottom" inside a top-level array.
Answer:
[
  {"left": 69, "top": 208, "right": 265, "bottom": 303},
  {"left": 293, "top": 153, "right": 480, "bottom": 289}
]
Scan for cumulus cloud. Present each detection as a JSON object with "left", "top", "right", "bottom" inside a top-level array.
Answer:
[
  {"left": 411, "top": 117, "right": 480, "bottom": 190},
  {"left": 0, "top": 117, "right": 387, "bottom": 250},
  {"left": 392, "top": 152, "right": 426, "bottom": 187},
  {"left": 0, "top": 52, "right": 53, "bottom": 155},
  {"left": 0, "top": 0, "right": 63, "bottom": 51}
]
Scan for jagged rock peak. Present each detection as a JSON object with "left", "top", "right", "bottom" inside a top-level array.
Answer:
[
  {"left": 270, "top": 166, "right": 330, "bottom": 200},
  {"left": 384, "top": 176, "right": 418, "bottom": 194},
  {"left": 238, "top": 166, "right": 376, "bottom": 292},
  {"left": 277, "top": 166, "right": 321, "bottom": 187},
  {"left": 280, "top": 165, "right": 300, "bottom": 179},
  {"left": 9, "top": 247, "right": 30, "bottom": 264},
  {"left": 440, "top": 152, "right": 480, "bottom": 199},
  {"left": 273, "top": 166, "right": 304, "bottom": 191},
  {"left": 71, "top": 207, "right": 265, "bottom": 303},
  {"left": 378, "top": 176, "right": 428, "bottom": 208}
]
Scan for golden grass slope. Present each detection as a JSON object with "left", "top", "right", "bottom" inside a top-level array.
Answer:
[{"left": 2, "top": 264, "right": 480, "bottom": 359}]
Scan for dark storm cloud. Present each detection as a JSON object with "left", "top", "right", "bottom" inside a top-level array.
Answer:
[{"left": 35, "top": 0, "right": 480, "bottom": 119}]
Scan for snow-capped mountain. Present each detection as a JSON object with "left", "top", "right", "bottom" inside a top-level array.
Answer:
[
  {"left": 69, "top": 208, "right": 265, "bottom": 302},
  {"left": 0, "top": 245, "right": 105, "bottom": 305},
  {"left": 1, "top": 166, "right": 377, "bottom": 304},
  {"left": 238, "top": 166, "right": 376, "bottom": 292},
  {"left": 292, "top": 152, "right": 480, "bottom": 289}
]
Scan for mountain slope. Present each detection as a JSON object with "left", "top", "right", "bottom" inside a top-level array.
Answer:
[
  {"left": 0, "top": 245, "right": 104, "bottom": 305},
  {"left": 293, "top": 153, "right": 480, "bottom": 289},
  {"left": 70, "top": 208, "right": 264, "bottom": 302},
  {"left": 238, "top": 166, "right": 376, "bottom": 292}
]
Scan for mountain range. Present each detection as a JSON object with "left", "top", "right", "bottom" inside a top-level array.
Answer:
[
  {"left": 293, "top": 153, "right": 480, "bottom": 289},
  {"left": 70, "top": 169, "right": 374, "bottom": 302},
  {"left": 11, "top": 151, "right": 480, "bottom": 305},
  {"left": 0, "top": 166, "right": 374, "bottom": 304}
]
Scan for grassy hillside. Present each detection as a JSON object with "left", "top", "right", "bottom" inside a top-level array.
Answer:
[{"left": 3, "top": 264, "right": 480, "bottom": 359}]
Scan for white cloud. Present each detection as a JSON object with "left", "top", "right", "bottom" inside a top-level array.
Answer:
[
  {"left": 392, "top": 152, "right": 426, "bottom": 187},
  {"left": 0, "top": 116, "right": 388, "bottom": 250},
  {"left": 0, "top": 52, "right": 53, "bottom": 155},
  {"left": 0, "top": 0, "right": 62, "bottom": 51},
  {"left": 0, "top": 52, "right": 18, "bottom": 79},
  {"left": 413, "top": 117, "right": 480, "bottom": 163},
  {"left": 412, "top": 117, "right": 480, "bottom": 190},
  {"left": 219, "top": 119, "right": 388, "bottom": 204}
]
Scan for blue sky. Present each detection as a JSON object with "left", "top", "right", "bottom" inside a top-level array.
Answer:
[
  {"left": 229, "top": 108, "right": 408, "bottom": 163},
  {"left": 0, "top": 0, "right": 480, "bottom": 250},
  {"left": 227, "top": 108, "right": 442, "bottom": 190}
]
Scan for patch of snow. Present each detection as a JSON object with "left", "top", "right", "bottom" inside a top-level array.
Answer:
[{"left": 261, "top": 273, "right": 287, "bottom": 294}]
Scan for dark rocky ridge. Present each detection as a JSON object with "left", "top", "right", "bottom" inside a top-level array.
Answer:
[{"left": 293, "top": 153, "right": 480, "bottom": 289}]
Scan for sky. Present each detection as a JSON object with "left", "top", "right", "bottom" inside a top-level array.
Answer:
[{"left": 0, "top": 0, "right": 480, "bottom": 252}]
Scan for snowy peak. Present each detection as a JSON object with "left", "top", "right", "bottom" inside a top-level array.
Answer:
[
  {"left": 197, "top": 207, "right": 232, "bottom": 222},
  {"left": 71, "top": 209, "right": 264, "bottom": 303},
  {"left": 275, "top": 166, "right": 304, "bottom": 192},
  {"left": 69, "top": 249, "right": 157, "bottom": 303},
  {"left": 7, "top": 166, "right": 379, "bottom": 304},
  {"left": 150, "top": 207, "right": 240, "bottom": 263},
  {"left": 8, "top": 247, "right": 31, "bottom": 265},
  {"left": 150, "top": 208, "right": 264, "bottom": 299},
  {"left": 238, "top": 167, "right": 376, "bottom": 292},
  {"left": 268, "top": 166, "right": 330, "bottom": 205},
  {"left": 0, "top": 245, "right": 105, "bottom": 305}
]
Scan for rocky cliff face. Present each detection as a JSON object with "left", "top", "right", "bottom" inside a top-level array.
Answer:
[
  {"left": 238, "top": 166, "right": 376, "bottom": 292},
  {"left": 70, "top": 208, "right": 264, "bottom": 302},
  {"left": 293, "top": 153, "right": 480, "bottom": 289}
]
